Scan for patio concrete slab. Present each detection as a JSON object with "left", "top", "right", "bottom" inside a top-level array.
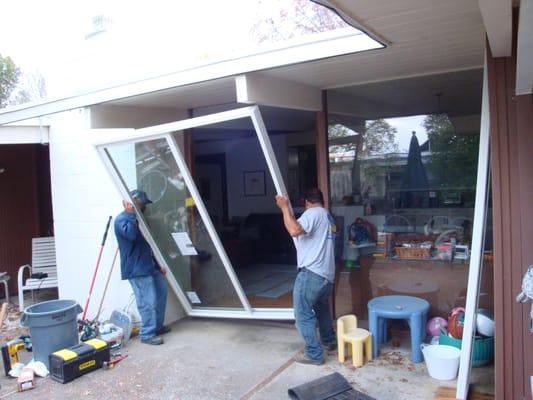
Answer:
[
  {"left": 0, "top": 318, "right": 301, "bottom": 400},
  {"left": 0, "top": 318, "right": 493, "bottom": 399}
]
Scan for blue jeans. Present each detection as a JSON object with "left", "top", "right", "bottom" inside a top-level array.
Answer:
[
  {"left": 129, "top": 271, "right": 168, "bottom": 340},
  {"left": 293, "top": 268, "right": 336, "bottom": 361}
]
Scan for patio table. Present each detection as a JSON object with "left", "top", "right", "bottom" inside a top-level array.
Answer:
[{"left": 368, "top": 295, "right": 429, "bottom": 363}]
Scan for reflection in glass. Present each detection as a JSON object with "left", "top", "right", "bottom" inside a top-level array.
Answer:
[{"left": 105, "top": 137, "right": 244, "bottom": 310}]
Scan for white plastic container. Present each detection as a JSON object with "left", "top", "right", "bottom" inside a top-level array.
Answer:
[{"left": 421, "top": 344, "right": 461, "bottom": 380}]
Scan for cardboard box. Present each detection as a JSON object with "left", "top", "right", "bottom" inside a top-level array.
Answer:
[{"left": 17, "top": 368, "right": 35, "bottom": 392}]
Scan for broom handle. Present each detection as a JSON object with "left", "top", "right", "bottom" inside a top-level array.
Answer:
[
  {"left": 95, "top": 247, "right": 119, "bottom": 321},
  {"left": 81, "top": 216, "right": 112, "bottom": 321}
]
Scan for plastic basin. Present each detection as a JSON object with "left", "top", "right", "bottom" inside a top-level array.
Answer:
[{"left": 421, "top": 344, "right": 461, "bottom": 380}]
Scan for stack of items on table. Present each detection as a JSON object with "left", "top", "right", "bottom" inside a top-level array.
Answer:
[
  {"left": 394, "top": 237, "right": 433, "bottom": 260},
  {"left": 374, "top": 232, "right": 394, "bottom": 257}
]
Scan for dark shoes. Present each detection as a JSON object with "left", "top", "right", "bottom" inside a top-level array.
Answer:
[
  {"left": 294, "top": 354, "right": 325, "bottom": 366},
  {"left": 322, "top": 342, "right": 337, "bottom": 351},
  {"left": 141, "top": 336, "right": 164, "bottom": 345},
  {"left": 156, "top": 325, "right": 172, "bottom": 335}
]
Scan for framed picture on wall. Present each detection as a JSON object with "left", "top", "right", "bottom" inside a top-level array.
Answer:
[{"left": 244, "top": 170, "right": 266, "bottom": 196}]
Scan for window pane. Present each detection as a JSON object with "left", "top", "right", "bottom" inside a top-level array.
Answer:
[{"left": 105, "top": 137, "right": 244, "bottom": 310}]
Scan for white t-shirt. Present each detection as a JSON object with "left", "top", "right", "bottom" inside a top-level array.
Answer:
[{"left": 296, "top": 207, "right": 337, "bottom": 282}]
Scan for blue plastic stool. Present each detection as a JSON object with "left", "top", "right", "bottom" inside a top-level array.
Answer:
[{"left": 368, "top": 295, "right": 429, "bottom": 363}]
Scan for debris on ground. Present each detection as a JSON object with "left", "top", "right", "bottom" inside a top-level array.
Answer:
[{"left": 0, "top": 303, "right": 29, "bottom": 343}]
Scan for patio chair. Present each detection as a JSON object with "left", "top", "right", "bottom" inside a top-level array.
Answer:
[
  {"left": 17, "top": 237, "right": 58, "bottom": 311},
  {"left": 383, "top": 215, "right": 413, "bottom": 233},
  {"left": 423, "top": 215, "right": 450, "bottom": 235}
]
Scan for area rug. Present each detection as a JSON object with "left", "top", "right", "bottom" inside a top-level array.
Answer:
[{"left": 239, "top": 264, "right": 296, "bottom": 298}]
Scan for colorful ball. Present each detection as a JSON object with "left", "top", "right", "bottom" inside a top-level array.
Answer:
[
  {"left": 426, "top": 316, "right": 448, "bottom": 337},
  {"left": 448, "top": 310, "right": 465, "bottom": 339}
]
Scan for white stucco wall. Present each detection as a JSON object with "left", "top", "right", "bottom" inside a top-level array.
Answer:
[{"left": 49, "top": 106, "right": 188, "bottom": 324}]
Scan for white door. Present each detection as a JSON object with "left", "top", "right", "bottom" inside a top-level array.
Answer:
[{"left": 96, "top": 106, "right": 294, "bottom": 320}]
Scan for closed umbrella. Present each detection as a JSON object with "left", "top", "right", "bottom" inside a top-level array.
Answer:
[{"left": 401, "top": 132, "right": 429, "bottom": 208}]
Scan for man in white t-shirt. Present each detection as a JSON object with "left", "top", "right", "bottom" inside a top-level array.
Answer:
[{"left": 275, "top": 188, "right": 337, "bottom": 365}]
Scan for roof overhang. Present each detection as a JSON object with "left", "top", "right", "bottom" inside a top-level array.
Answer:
[
  {"left": 0, "top": 1, "right": 499, "bottom": 123},
  {"left": 0, "top": 28, "right": 381, "bottom": 126}
]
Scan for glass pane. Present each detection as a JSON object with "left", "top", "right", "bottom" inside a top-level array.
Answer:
[
  {"left": 469, "top": 176, "right": 494, "bottom": 394},
  {"left": 327, "top": 70, "right": 487, "bottom": 375},
  {"left": 105, "top": 137, "right": 244, "bottom": 310},
  {"left": 184, "top": 114, "right": 303, "bottom": 309}
]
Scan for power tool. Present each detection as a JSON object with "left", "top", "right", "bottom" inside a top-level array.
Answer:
[{"left": 1, "top": 339, "right": 25, "bottom": 376}]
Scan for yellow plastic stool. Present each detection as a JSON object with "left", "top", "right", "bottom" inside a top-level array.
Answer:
[{"left": 337, "top": 314, "right": 373, "bottom": 367}]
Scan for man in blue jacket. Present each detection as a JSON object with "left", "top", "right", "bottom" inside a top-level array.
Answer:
[{"left": 115, "top": 190, "right": 169, "bottom": 345}]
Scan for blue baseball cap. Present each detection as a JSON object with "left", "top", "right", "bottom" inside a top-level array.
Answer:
[{"left": 130, "top": 190, "right": 153, "bottom": 205}]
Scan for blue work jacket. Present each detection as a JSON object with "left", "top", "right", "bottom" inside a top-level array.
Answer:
[{"left": 114, "top": 211, "right": 159, "bottom": 280}]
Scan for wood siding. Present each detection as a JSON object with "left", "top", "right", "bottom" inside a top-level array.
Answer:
[
  {"left": 488, "top": 34, "right": 533, "bottom": 400},
  {"left": 0, "top": 144, "right": 52, "bottom": 295}
]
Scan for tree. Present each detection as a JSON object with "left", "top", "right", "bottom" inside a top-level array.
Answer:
[
  {"left": 328, "top": 119, "right": 399, "bottom": 157},
  {"left": 8, "top": 71, "right": 47, "bottom": 105},
  {"left": 329, "top": 119, "right": 398, "bottom": 197},
  {"left": 363, "top": 119, "right": 399, "bottom": 156},
  {"left": 250, "top": 0, "right": 347, "bottom": 44},
  {"left": 0, "top": 54, "right": 20, "bottom": 108},
  {"left": 423, "top": 114, "right": 479, "bottom": 190}
]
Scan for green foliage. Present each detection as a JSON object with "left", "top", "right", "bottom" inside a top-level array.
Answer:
[
  {"left": 0, "top": 54, "right": 20, "bottom": 108},
  {"left": 251, "top": 0, "right": 347, "bottom": 43},
  {"left": 363, "top": 119, "right": 399, "bottom": 156},
  {"left": 328, "top": 118, "right": 399, "bottom": 157},
  {"left": 423, "top": 114, "right": 479, "bottom": 189}
]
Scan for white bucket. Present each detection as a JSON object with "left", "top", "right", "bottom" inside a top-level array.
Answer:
[{"left": 421, "top": 344, "right": 461, "bottom": 380}]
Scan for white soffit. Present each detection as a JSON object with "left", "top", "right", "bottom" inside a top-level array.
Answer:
[
  {"left": 261, "top": 0, "right": 486, "bottom": 90},
  {"left": 478, "top": 0, "right": 513, "bottom": 57},
  {"left": 0, "top": 28, "right": 381, "bottom": 126},
  {"left": 516, "top": 0, "right": 533, "bottom": 94}
]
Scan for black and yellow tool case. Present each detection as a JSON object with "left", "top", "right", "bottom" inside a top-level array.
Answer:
[{"left": 49, "top": 339, "right": 110, "bottom": 383}]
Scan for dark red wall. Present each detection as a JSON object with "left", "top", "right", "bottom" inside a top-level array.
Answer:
[
  {"left": 0, "top": 144, "right": 53, "bottom": 295},
  {"left": 489, "top": 32, "right": 533, "bottom": 400}
]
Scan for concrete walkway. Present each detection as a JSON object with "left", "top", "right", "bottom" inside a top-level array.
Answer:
[{"left": 0, "top": 318, "right": 492, "bottom": 399}]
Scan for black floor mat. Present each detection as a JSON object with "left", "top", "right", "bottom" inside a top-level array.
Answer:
[{"left": 288, "top": 372, "right": 376, "bottom": 400}]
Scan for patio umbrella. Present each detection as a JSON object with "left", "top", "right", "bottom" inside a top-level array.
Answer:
[{"left": 400, "top": 132, "right": 429, "bottom": 208}]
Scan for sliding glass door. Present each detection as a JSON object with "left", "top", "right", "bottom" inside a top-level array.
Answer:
[{"left": 96, "top": 106, "right": 294, "bottom": 319}]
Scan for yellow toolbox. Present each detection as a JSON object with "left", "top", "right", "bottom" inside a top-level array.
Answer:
[{"left": 49, "top": 339, "right": 110, "bottom": 383}]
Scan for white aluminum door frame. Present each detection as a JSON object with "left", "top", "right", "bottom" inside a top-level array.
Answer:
[
  {"left": 95, "top": 106, "right": 295, "bottom": 320},
  {"left": 455, "top": 54, "right": 492, "bottom": 399}
]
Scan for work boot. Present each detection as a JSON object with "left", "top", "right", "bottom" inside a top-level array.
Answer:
[
  {"left": 156, "top": 325, "right": 172, "bottom": 335},
  {"left": 141, "top": 336, "right": 164, "bottom": 345},
  {"left": 294, "top": 354, "right": 324, "bottom": 366}
]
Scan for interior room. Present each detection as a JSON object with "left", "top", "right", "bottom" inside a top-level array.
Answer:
[{"left": 188, "top": 106, "right": 318, "bottom": 309}]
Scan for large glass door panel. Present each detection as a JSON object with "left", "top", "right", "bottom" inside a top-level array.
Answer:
[
  {"left": 104, "top": 137, "right": 247, "bottom": 311},
  {"left": 96, "top": 106, "right": 294, "bottom": 319}
]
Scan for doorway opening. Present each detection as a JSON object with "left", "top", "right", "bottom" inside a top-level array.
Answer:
[
  {"left": 0, "top": 143, "right": 54, "bottom": 300},
  {"left": 188, "top": 107, "right": 318, "bottom": 309}
]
